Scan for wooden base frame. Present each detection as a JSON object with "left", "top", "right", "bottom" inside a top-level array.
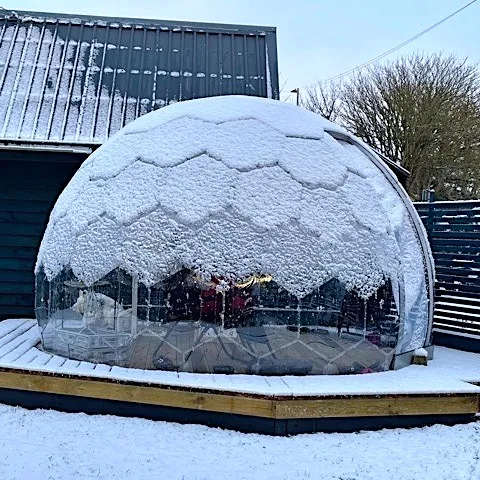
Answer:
[{"left": 0, "top": 366, "right": 478, "bottom": 435}]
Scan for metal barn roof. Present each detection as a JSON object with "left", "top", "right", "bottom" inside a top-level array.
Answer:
[{"left": 0, "top": 11, "right": 279, "bottom": 145}]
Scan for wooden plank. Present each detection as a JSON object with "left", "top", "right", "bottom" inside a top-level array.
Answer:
[
  {"left": 435, "top": 306, "right": 480, "bottom": 321},
  {"left": 433, "top": 251, "right": 480, "bottom": 260},
  {"left": 435, "top": 276, "right": 480, "bottom": 288},
  {"left": 0, "top": 293, "right": 34, "bottom": 307},
  {"left": 0, "top": 369, "right": 276, "bottom": 418},
  {"left": 436, "top": 283, "right": 480, "bottom": 296},
  {"left": 0, "top": 282, "right": 34, "bottom": 294},
  {"left": 0, "top": 199, "right": 53, "bottom": 213},
  {"left": 421, "top": 208, "right": 480, "bottom": 217},
  {"left": 274, "top": 395, "right": 479, "bottom": 419},
  {"left": 415, "top": 207, "right": 479, "bottom": 215},
  {"left": 0, "top": 177, "right": 70, "bottom": 190},
  {"left": 435, "top": 266, "right": 480, "bottom": 278},
  {"left": 433, "top": 322, "right": 480, "bottom": 336},
  {"left": 429, "top": 216, "right": 480, "bottom": 225},
  {"left": 0, "top": 154, "right": 81, "bottom": 170},
  {"left": 430, "top": 231, "right": 480, "bottom": 240},
  {"left": 0, "top": 271, "right": 35, "bottom": 286},
  {"left": 0, "top": 320, "right": 31, "bottom": 343},
  {"left": 435, "top": 293, "right": 480, "bottom": 307},
  {"left": 0, "top": 222, "right": 46, "bottom": 236},
  {"left": 27, "top": 351, "right": 53, "bottom": 366},
  {"left": 434, "top": 311, "right": 480, "bottom": 326},
  {"left": 434, "top": 317, "right": 480, "bottom": 333},
  {"left": 0, "top": 189, "right": 61, "bottom": 201},
  {"left": 434, "top": 263, "right": 480, "bottom": 274},
  {"left": 93, "top": 364, "right": 112, "bottom": 373},
  {"left": 430, "top": 238, "right": 480, "bottom": 248},
  {"left": 0, "top": 323, "right": 38, "bottom": 355},
  {"left": 433, "top": 258, "right": 480, "bottom": 269},
  {"left": 0, "top": 245, "right": 38, "bottom": 259},
  {"left": 434, "top": 325, "right": 480, "bottom": 339},
  {"left": 431, "top": 245, "right": 480, "bottom": 255},
  {"left": 416, "top": 201, "right": 480, "bottom": 209},
  {"left": 0, "top": 258, "right": 36, "bottom": 271},
  {"left": 0, "top": 211, "right": 50, "bottom": 224},
  {"left": 0, "top": 306, "right": 34, "bottom": 317},
  {"left": 0, "top": 367, "right": 476, "bottom": 419},
  {"left": 15, "top": 349, "right": 41, "bottom": 365},
  {"left": 0, "top": 166, "right": 78, "bottom": 184},
  {"left": 0, "top": 234, "right": 41, "bottom": 247},
  {"left": 431, "top": 224, "right": 480, "bottom": 232},
  {"left": 435, "top": 297, "right": 480, "bottom": 319}
]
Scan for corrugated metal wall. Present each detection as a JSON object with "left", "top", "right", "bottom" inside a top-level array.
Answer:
[{"left": 0, "top": 11, "right": 279, "bottom": 144}]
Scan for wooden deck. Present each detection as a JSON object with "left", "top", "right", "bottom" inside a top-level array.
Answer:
[{"left": 0, "top": 319, "right": 478, "bottom": 434}]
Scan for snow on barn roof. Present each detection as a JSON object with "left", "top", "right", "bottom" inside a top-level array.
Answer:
[
  {"left": 37, "top": 96, "right": 430, "bottom": 355},
  {"left": 0, "top": 10, "right": 278, "bottom": 144}
]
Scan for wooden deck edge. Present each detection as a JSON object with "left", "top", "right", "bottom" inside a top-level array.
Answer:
[
  {"left": 274, "top": 395, "right": 479, "bottom": 419},
  {"left": 0, "top": 369, "right": 276, "bottom": 418},
  {"left": 0, "top": 366, "right": 478, "bottom": 419}
]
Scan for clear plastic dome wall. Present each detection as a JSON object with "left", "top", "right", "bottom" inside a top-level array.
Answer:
[{"left": 35, "top": 96, "right": 434, "bottom": 375}]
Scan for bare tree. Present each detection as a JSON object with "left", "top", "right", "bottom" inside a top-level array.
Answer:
[
  {"left": 342, "top": 54, "right": 480, "bottom": 200},
  {"left": 301, "top": 81, "right": 343, "bottom": 122},
  {"left": 304, "top": 54, "right": 480, "bottom": 200}
]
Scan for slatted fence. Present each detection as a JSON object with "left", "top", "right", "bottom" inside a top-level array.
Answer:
[{"left": 415, "top": 200, "right": 480, "bottom": 352}]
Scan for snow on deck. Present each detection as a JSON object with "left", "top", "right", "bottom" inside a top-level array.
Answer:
[{"left": 0, "top": 319, "right": 479, "bottom": 396}]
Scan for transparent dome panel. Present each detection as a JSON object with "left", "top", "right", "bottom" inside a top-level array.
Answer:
[{"left": 36, "top": 267, "right": 399, "bottom": 375}]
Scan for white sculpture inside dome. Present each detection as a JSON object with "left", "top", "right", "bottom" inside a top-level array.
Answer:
[{"left": 35, "top": 95, "right": 434, "bottom": 375}]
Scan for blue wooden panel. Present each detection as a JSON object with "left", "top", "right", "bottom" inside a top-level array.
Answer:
[
  {"left": 0, "top": 151, "right": 85, "bottom": 320},
  {"left": 0, "top": 293, "right": 34, "bottom": 307},
  {"left": 0, "top": 211, "right": 50, "bottom": 224},
  {"left": 0, "top": 246, "right": 38, "bottom": 259},
  {"left": 0, "top": 282, "right": 34, "bottom": 294}
]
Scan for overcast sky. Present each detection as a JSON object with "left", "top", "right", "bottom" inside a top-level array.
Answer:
[{"left": 4, "top": 0, "right": 479, "bottom": 100}]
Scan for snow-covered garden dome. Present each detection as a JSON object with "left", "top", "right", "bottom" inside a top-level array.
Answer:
[{"left": 35, "top": 95, "right": 434, "bottom": 375}]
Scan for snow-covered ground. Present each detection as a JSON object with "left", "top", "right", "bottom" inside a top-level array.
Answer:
[
  {"left": 0, "top": 404, "right": 478, "bottom": 480},
  {"left": 1, "top": 319, "right": 479, "bottom": 479}
]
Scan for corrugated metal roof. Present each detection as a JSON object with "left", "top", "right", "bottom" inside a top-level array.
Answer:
[{"left": 0, "top": 10, "right": 279, "bottom": 145}]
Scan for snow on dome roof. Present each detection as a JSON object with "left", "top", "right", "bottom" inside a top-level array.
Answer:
[{"left": 36, "top": 96, "right": 426, "bottom": 308}]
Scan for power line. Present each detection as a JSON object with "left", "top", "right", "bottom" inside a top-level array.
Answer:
[{"left": 301, "top": 0, "right": 478, "bottom": 90}]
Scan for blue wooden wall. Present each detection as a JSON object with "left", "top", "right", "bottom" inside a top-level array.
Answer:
[{"left": 0, "top": 151, "right": 85, "bottom": 320}]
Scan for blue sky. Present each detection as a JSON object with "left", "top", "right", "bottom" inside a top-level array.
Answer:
[{"left": 5, "top": 0, "right": 479, "bottom": 99}]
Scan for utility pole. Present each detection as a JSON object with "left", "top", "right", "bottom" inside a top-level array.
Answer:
[{"left": 290, "top": 88, "right": 300, "bottom": 106}]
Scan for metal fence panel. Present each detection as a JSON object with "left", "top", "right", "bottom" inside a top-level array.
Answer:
[{"left": 415, "top": 200, "right": 480, "bottom": 344}]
